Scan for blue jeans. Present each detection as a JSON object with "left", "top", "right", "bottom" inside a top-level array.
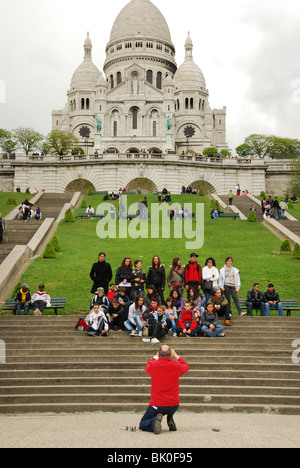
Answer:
[
  {"left": 124, "top": 316, "right": 143, "bottom": 332},
  {"left": 17, "top": 303, "right": 29, "bottom": 315},
  {"left": 264, "top": 302, "right": 283, "bottom": 317},
  {"left": 247, "top": 302, "right": 265, "bottom": 316},
  {"left": 139, "top": 405, "right": 179, "bottom": 432},
  {"left": 201, "top": 324, "right": 224, "bottom": 337}
]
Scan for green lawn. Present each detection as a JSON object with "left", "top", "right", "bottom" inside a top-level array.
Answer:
[
  {"left": 7, "top": 194, "right": 299, "bottom": 316},
  {"left": 0, "top": 192, "right": 33, "bottom": 217}
]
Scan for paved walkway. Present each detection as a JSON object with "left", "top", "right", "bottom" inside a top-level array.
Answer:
[{"left": 1, "top": 411, "right": 299, "bottom": 448}]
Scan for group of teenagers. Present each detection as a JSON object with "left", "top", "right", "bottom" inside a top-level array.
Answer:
[{"left": 83, "top": 252, "right": 247, "bottom": 341}]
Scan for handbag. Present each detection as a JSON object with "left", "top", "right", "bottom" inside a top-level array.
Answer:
[{"left": 202, "top": 280, "right": 213, "bottom": 291}]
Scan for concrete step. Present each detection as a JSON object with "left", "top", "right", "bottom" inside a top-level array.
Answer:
[{"left": 0, "top": 315, "right": 299, "bottom": 415}]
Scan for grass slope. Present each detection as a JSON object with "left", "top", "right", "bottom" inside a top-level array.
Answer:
[{"left": 6, "top": 194, "right": 300, "bottom": 315}]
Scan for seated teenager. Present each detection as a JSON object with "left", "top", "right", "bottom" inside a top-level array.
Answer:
[
  {"left": 207, "top": 287, "right": 231, "bottom": 326},
  {"left": 90, "top": 287, "right": 109, "bottom": 310},
  {"left": 115, "top": 286, "right": 131, "bottom": 318},
  {"left": 144, "top": 285, "right": 162, "bottom": 308},
  {"left": 124, "top": 295, "right": 147, "bottom": 336},
  {"left": 164, "top": 296, "right": 178, "bottom": 337},
  {"left": 170, "top": 289, "right": 185, "bottom": 312},
  {"left": 263, "top": 283, "right": 283, "bottom": 317},
  {"left": 200, "top": 303, "right": 225, "bottom": 337},
  {"left": 142, "top": 305, "right": 169, "bottom": 344},
  {"left": 85, "top": 304, "right": 109, "bottom": 337},
  {"left": 107, "top": 298, "right": 126, "bottom": 330},
  {"left": 176, "top": 301, "right": 201, "bottom": 337}
]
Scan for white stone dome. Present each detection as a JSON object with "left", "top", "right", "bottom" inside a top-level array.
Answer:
[
  {"left": 70, "top": 60, "right": 101, "bottom": 90},
  {"left": 174, "top": 33, "right": 206, "bottom": 91},
  {"left": 109, "top": 0, "right": 173, "bottom": 45},
  {"left": 70, "top": 33, "right": 102, "bottom": 91}
]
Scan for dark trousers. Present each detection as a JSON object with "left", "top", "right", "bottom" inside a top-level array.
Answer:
[
  {"left": 148, "top": 322, "right": 168, "bottom": 339},
  {"left": 139, "top": 405, "right": 179, "bottom": 432},
  {"left": 32, "top": 300, "right": 47, "bottom": 313},
  {"left": 224, "top": 285, "right": 242, "bottom": 314},
  {"left": 216, "top": 304, "right": 231, "bottom": 321},
  {"left": 176, "top": 321, "right": 201, "bottom": 337}
]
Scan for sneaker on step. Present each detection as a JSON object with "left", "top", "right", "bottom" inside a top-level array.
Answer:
[
  {"left": 130, "top": 330, "right": 138, "bottom": 336},
  {"left": 151, "top": 338, "right": 160, "bottom": 344}
]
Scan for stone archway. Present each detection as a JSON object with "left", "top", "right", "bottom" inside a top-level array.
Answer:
[
  {"left": 125, "top": 178, "right": 158, "bottom": 194},
  {"left": 188, "top": 180, "right": 216, "bottom": 195},
  {"left": 65, "top": 179, "right": 95, "bottom": 194}
]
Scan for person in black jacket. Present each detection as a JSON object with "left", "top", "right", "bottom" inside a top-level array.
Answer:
[
  {"left": 247, "top": 283, "right": 264, "bottom": 316},
  {"left": 264, "top": 283, "right": 283, "bottom": 317},
  {"left": 90, "top": 252, "right": 112, "bottom": 295},
  {"left": 146, "top": 255, "right": 166, "bottom": 304}
]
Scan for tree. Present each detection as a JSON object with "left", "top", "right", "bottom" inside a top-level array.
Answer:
[
  {"left": 203, "top": 147, "right": 218, "bottom": 158},
  {"left": 237, "top": 134, "right": 300, "bottom": 159},
  {"left": 236, "top": 143, "right": 252, "bottom": 158},
  {"left": 0, "top": 129, "right": 17, "bottom": 154},
  {"left": 47, "top": 130, "right": 79, "bottom": 156},
  {"left": 287, "top": 157, "right": 300, "bottom": 196},
  {"left": 13, "top": 127, "right": 44, "bottom": 155}
]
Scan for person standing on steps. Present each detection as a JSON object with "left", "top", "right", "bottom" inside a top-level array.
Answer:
[{"left": 139, "top": 345, "right": 189, "bottom": 434}]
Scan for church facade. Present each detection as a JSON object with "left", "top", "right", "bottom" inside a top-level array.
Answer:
[{"left": 52, "top": 0, "right": 228, "bottom": 156}]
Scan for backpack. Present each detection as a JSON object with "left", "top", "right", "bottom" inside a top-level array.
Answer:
[{"left": 75, "top": 318, "right": 88, "bottom": 331}]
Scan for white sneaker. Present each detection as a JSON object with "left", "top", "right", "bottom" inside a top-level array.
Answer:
[
  {"left": 143, "top": 338, "right": 151, "bottom": 343},
  {"left": 130, "top": 330, "right": 138, "bottom": 336},
  {"left": 138, "top": 331, "right": 143, "bottom": 336},
  {"left": 173, "top": 333, "right": 177, "bottom": 337},
  {"left": 151, "top": 338, "right": 160, "bottom": 344}
]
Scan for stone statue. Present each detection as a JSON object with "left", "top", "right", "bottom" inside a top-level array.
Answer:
[{"left": 94, "top": 115, "right": 102, "bottom": 133}]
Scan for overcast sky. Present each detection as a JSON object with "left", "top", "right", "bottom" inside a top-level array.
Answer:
[{"left": 0, "top": 0, "right": 299, "bottom": 152}]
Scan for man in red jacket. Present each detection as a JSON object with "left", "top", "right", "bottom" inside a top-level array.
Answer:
[{"left": 139, "top": 345, "right": 189, "bottom": 434}]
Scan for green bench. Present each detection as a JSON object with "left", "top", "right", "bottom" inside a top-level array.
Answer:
[
  {"left": 219, "top": 212, "right": 240, "bottom": 220},
  {"left": 2, "top": 298, "right": 67, "bottom": 316},
  {"left": 77, "top": 212, "right": 105, "bottom": 219},
  {"left": 239, "top": 299, "right": 299, "bottom": 317}
]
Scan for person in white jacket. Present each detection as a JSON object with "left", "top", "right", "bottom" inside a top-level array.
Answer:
[
  {"left": 85, "top": 304, "right": 109, "bottom": 336},
  {"left": 31, "top": 284, "right": 51, "bottom": 316},
  {"left": 219, "top": 257, "right": 244, "bottom": 316},
  {"left": 202, "top": 257, "right": 220, "bottom": 302}
]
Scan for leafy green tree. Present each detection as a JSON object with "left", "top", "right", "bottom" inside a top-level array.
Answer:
[
  {"left": 203, "top": 147, "right": 218, "bottom": 158},
  {"left": 237, "top": 134, "right": 300, "bottom": 159},
  {"left": 13, "top": 127, "right": 44, "bottom": 155},
  {"left": 47, "top": 130, "right": 79, "bottom": 156},
  {"left": 235, "top": 143, "right": 252, "bottom": 157},
  {"left": 0, "top": 129, "right": 17, "bottom": 154},
  {"left": 287, "top": 157, "right": 300, "bottom": 196}
]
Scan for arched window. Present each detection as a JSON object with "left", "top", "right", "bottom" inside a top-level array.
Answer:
[
  {"left": 190, "top": 98, "right": 193, "bottom": 110},
  {"left": 146, "top": 70, "right": 153, "bottom": 84},
  {"left": 131, "top": 107, "right": 139, "bottom": 130},
  {"left": 185, "top": 98, "right": 189, "bottom": 110},
  {"left": 86, "top": 98, "right": 90, "bottom": 111},
  {"left": 117, "top": 72, "right": 122, "bottom": 85},
  {"left": 156, "top": 72, "right": 162, "bottom": 89},
  {"left": 113, "top": 121, "right": 118, "bottom": 137},
  {"left": 110, "top": 75, "right": 114, "bottom": 89},
  {"left": 81, "top": 98, "right": 85, "bottom": 110},
  {"left": 153, "top": 121, "right": 157, "bottom": 137}
]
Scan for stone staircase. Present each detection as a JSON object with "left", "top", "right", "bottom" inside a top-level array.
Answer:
[
  {"left": 0, "top": 315, "right": 299, "bottom": 415},
  {"left": 220, "top": 196, "right": 300, "bottom": 238},
  {"left": 0, "top": 194, "right": 73, "bottom": 265}
]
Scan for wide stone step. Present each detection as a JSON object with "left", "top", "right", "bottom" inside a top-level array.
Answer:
[
  {"left": 1, "top": 384, "right": 299, "bottom": 397},
  {"left": 1, "top": 361, "right": 298, "bottom": 372},
  {"left": 0, "top": 402, "right": 299, "bottom": 416}
]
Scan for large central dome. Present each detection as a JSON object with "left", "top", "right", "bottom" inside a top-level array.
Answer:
[{"left": 109, "top": 0, "right": 173, "bottom": 46}]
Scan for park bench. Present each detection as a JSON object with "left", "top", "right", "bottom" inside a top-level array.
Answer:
[
  {"left": 219, "top": 212, "right": 240, "bottom": 220},
  {"left": 2, "top": 298, "right": 67, "bottom": 316},
  {"left": 239, "top": 298, "right": 299, "bottom": 317},
  {"left": 77, "top": 212, "right": 105, "bottom": 219}
]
